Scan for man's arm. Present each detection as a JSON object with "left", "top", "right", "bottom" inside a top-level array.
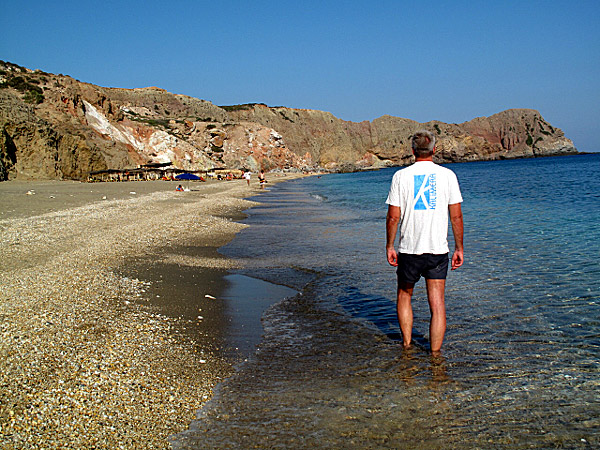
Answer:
[
  {"left": 386, "top": 205, "right": 401, "bottom": 266},
  {"left": 449, "top": 203, "right": 464, "bottom": 270}
]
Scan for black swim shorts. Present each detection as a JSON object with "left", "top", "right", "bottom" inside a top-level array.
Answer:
[{"left": 397, "top": 253, "right": 449, "bottom": 285}]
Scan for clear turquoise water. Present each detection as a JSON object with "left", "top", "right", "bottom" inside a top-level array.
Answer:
[{"left": 174, "top": 154, "right": 600, "bottom": 449}]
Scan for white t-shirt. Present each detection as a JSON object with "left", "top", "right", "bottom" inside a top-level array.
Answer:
[{"left": 386, "top": 161, "right": 463, "bottom": 255}]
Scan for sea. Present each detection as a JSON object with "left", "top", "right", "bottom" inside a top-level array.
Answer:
[{"left": 173, "top": 154, "right": 600, "bottom": 449}]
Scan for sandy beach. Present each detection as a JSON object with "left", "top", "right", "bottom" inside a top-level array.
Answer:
[{"left": 0, "top": 175, "right": 302, "bottom": 449}]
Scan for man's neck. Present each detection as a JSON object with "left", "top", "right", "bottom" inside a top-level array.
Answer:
[{"left": 415, "top": 157, "right": 434, "bottom": 162}]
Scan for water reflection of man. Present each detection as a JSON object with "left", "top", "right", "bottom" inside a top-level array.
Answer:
[{"left": 386, "top": 130, "right": 464, "bottom": 353}]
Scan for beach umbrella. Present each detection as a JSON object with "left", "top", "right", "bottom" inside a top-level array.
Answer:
[
  {"left": 175, "top": 173, "right": 201, "bottom": 190},
  {"left": 175, "top": 173, "right": 201, "bottom": 180}
]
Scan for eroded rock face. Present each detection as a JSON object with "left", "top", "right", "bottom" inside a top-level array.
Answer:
[
  {"left": 223, "top": 104, "right": 375, "bottom": 168},
  {"left": 0, "top": 89, "right": 111, "bottom": 180},
  {"left": 0, "top": 61, "right": 577, "bottom": 180},
  {"left": 0, "top": 63, "right": 304, "bottom": 179},
  {"left": 226, "top": 105, "right": 578, "bottom": 168}
]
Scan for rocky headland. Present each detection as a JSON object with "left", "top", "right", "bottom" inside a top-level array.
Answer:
[{"left": 0, "top": 60, "right": 577, "bottom": 181}]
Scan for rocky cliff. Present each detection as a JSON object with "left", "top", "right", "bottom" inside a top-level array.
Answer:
[
  {"left": 226, "top": 105, "right": 577, "bottom": 170},
  {"left": 0, "top": 61, "right": 577, "bottom": 180}
]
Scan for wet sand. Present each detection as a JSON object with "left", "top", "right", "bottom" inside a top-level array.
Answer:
[{"left": 0, "top": 175, "right": 302, "bottom": 448}]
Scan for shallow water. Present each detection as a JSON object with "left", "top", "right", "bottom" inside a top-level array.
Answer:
[
  {"left": 220, "top": 274, "right": 297, "bottom": 359},
  {"left": 174, "top": 154, "right": 600, "bottom": 449}
]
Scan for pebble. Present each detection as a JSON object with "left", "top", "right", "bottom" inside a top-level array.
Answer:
[{"left": 0, "top": 179, "right": 274, "bottom": 449}]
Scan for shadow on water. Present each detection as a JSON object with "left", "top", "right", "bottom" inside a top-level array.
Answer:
[
  {"left": 337, "top": 284, "right": 433, "bottom": 350},
  {"left": 173, "top": 277, "right": 460, "bottom": 450}
]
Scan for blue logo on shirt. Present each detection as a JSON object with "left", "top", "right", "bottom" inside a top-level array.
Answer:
[{"left": 414, "top": 174, "right": 437, "bottom": 210}]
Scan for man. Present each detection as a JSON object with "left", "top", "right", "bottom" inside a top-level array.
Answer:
[
  {"left": 258, "top": 170, "right": 267, "bottom": 189},
  {"left": 386, "top": 130, "right": 464, "bottom": 353}
]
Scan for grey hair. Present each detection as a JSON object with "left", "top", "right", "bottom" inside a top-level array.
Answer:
[{"left": 411, "top": 130, "right": 436, "bottom": 156}]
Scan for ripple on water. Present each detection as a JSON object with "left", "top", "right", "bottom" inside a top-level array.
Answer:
[{"left": 178, "top": 156, "right": 600, "bottom": 449}]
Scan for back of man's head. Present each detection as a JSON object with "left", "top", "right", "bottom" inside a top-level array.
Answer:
[{"left": 412, "top": 130, "right": 435, "bottom": 158}]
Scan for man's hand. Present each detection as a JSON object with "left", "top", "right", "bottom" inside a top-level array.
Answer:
[
  {"left": 386, "top": 205, "right": 401, "bottom": 267},
  {"left": 451, "top": 248, "right": 463, "bottom": 270},
  {"left": 449, "top": 203, "right": 464, "bottom": 271},
  {"left": 387, "top": 247, "right": 398, "bottom": 267}
]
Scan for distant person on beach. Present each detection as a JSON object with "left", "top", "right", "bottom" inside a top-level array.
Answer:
[
  {"left": 243, "top": 171, "right": 251, "bottom": 186},
  {"left": 385, "top": 130, "right": 464, "bottom": 353},
  {"left": 176, "top": 185, "right": 184, "bottom": 191},
  {"left": 258, "top": 170, "right": 267, "bottom": 189}
]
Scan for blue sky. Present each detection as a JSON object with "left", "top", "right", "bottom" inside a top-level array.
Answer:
[{"left": 2, "top": 0, "right": 598, "bottom": 151}]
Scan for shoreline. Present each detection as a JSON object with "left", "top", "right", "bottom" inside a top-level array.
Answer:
[{"left": 0, "top": 175, "right": 305, "bottom": 448}]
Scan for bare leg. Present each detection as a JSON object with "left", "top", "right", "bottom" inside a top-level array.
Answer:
[
  {"left": 425, "top": 278, "right": 446, "bottom": 353},
  {"left": 396, "top": 282, "right": 415, "bottom": 348}
]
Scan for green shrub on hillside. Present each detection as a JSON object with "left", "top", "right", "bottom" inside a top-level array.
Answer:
[
  {"left": 526, "top": 133, "right": 533, "bottom": 146},
  {"left": 0, "top": 75, "right": 45, "bottom": 103},
  {"left": 23, "top": 89, "right": 44, "bottom": 104},
  {"left": 220, "top": 103, "right": 266, "bottom": 112}
]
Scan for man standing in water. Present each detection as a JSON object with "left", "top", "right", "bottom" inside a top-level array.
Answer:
[{"left": 386, "top": 130, "right": 464, "bottom": 353}]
